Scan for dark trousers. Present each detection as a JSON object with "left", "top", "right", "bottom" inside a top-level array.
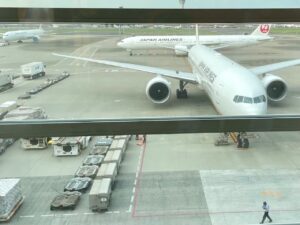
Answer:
[{"left": 261, "top": 212, "right": 272, "bottom": 223}]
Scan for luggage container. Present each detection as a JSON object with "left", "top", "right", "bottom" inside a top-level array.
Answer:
[
  {"left": 0, "top": 179, "right": 23, "bottom": 222},
  {"left": 96, "top": 162, "right": 117, "bottom": 186},
  {"left": 103, "top": 150, "right": 122, "bottom": 169},
  {"left": 83, "top": 155, "right": 104, "bottom": 166},
  {"left": 89, "top": 178, "right": 112, "bottom": 211},
  {"left": 113, "top": 135, "right": 131, "bottom": 142},
  {"left": 109, "top": 139, "right": 127, "bottom": 154},
  {"left": 75, "top": 165, "right": 99, "bottom": 179},
  {"left": 21, "top": 62, "right": 45, "bottom": 79}
]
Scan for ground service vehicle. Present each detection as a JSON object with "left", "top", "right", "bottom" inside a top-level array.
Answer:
[
  {"left": 0, "top": 72, "right": 13, "bottom": 92},
  {"left": 0, "top": 139, "right": 14, "bottom": 155},
  {"left": 52, "top": 136, "right": 91, "bottom": 156},
  {"left": 89, "top": 178, "right": 112, "bottom": 211},
  {"left": 0, "top": 179, "right": 23, "bottom": 222},
  {"left": 21, "top": 62, "right": 45, "bottom": 79},
  {"left": 0, "top": 101, "right": 17, "bottom": 119},
  {"left": 3, "top": 106, "right": 48, "bottom": 149},
  {"left": 50, "top": 191, "right": 81, "bottom": 210}
]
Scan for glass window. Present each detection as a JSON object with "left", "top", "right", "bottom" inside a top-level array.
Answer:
[{"left": 244, "top": 97, "right": 253, "bottom": 104}]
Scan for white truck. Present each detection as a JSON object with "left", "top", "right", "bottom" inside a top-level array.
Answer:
[
  {"left": 21, "top": 62, "right": 45, "bottom": 79},
  {"left": 0, "top": 179, "right": 24, "bottom": 222},
  {"left": 89, "top": 178, "right": 112, "bottom": 211},
  {"left": 0, "top": 71, "right": 13, "bottom": 92},
  {"left": 52, "top": 136, "right": 91, "bottom": 156},
  {"left": 3, "top": 106, "right": 48, "bottom": 149}
]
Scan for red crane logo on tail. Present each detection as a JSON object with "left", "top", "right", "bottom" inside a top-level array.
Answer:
[{"left": 260, "top": 24, "right": 270, "bottom": 33}]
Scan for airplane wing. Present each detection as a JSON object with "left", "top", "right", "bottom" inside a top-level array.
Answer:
[
  {"left": 53, "top": 53, "right": 199, "bottom": 84},
  {"left": 250, "top": 59, "right": 300, "bottom": 75}
]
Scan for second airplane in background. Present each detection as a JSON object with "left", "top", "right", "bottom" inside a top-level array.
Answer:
[
  {"left": 117, "top": 24, "right": 272, "bottom": 56},
  {"left": 2, "top": 25, "right": 44, "bottom": 44}
]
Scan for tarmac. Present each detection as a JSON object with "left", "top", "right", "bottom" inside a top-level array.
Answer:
[{"left": 0, "top": 25, "right": 300, "bottom": 225}]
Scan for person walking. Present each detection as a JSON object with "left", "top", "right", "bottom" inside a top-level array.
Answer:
[{"left": 260, "top": 201, "right": 273, "bottom": 224}]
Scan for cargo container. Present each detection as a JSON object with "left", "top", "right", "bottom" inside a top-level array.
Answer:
[
  {"left": 109, "top": 138, "right": 127, "bottom": 154},
  {"left": 83, "top": 155, "right": 104, "bottom": 166},
  {"left": 0, "top": 179, "right": 23, "bottom": 222},
  {"left": 96, "top": 162, "right": 117, "bottom": 186},
  {"left": 103, "top": 150, "right": 122, "bottom": 169},
  {"left": 89, "top": 178, "right": 112, "bottom": 211},
  {"left": 0, "top": 72, "right": 13, "bottom": 92}
]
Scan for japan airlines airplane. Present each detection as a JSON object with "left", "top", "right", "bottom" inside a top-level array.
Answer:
[
  {"left": 117, "top": 24, "right": 273, "bottom": 56},
  {"left": 2, "top": 25, "right": 44, "bottom": 43},
  {"left": 54, "top": 45, "right": 300, "bottom": 116}
]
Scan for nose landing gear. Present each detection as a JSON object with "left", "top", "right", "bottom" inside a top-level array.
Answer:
[{"left": 176, "top": 80, "right": 188, "bottom": 99}]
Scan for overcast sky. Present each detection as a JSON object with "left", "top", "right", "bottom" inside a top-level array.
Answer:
[{"left": 0, "top": 0, "right": 300, "bottom": 8}]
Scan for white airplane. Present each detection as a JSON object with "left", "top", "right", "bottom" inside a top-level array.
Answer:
[
  {"left": 117, "top": 24, "right": 273, "bottom": 56},
  {"left": 2, "top": 25, "right": 44, "bottom": 43}
]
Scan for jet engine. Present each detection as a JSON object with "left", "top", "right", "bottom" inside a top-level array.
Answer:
[
  {"left": 146, "top": 76, "right": 171, "bottom": 104},
  {"left": 32, "top": 36, "right": 40, "bottom": 42},
  {"left": 262, "top": 73, "right": 287, "bottom": 102},
  {"left": 174, "top": 45, "right": 188, "bottom": 56}
]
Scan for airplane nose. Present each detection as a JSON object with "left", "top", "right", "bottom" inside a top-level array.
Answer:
[
  {"left": 244, "top": 104, "right": 267, "bottom": 115},
  {"left": 117, "top": 42, "right": 124, "bottom": 47}
]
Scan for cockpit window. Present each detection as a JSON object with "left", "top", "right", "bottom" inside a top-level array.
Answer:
[
  {"left": 244, "top": 97, "right": 252, "bottom": 104},
  {"left": 234, "top": 95, "right": 266, "bottom": 104}
]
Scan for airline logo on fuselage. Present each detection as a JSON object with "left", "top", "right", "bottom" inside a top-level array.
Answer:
[
  {"left": 140, "top": 37, "right": 183, "bottom": 42},
  {"left": 260, "top": 24, "right": 270, "bottom": 33},
  {"left": 199, "top": 61, "right": 217, "bottom": 83}
]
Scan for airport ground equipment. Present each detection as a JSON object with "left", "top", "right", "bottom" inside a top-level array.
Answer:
[
  {"left": 83, "top": 155, "right": 104, "bottom": 166},
  {"left": 50, "top": 191, "right": 81, "bottom": 210},
  {"left": 0, "top": 101, "right": 17, "bottom": 119},
  {"left": 0, "top": 138, "right": 14, "bottom": 155},
  {"left": 109, "top": 138, "right": 128, "bottom": 154},
  {"left": 103, "top": 150, "right": 122, "bottom": 169},
  {"left": 89, "top": 178, "right": 112, "bottom": 211},
  {"left": 96, "top": 162, "right": 117, "bottom": 186},
  {"left": 64, "top": 177, "right": 92, "bottom": 193},
  {"left": 0, "top": 179, "right": 24, "bottom": 222},
  {"left": 21, "top": 62, "right": 45, "bottom": 79},
  {"left": 90, "top": 137, "right": 112, "bottom": 155},
  {"left": 3, "top": 106, "right": 49, "bottom": 149},
  {"left": 75, "top": 165, "right": 99, "bottom": 179},
  {"left": 0, "top": 71, "right": 13, "bottom": 92},
  {"left": 52, "top": 136, "right": 91, "bottom": 156}
]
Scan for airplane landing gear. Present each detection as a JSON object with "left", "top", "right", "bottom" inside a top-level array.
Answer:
[
  {"left": 237, "top": 132, "right": 249, "bottom": 149},
  {"left": 176, "top": 80, "right": 188, "bottom": 99},
  {"left": 129, "top": 50, "right": 133, "bottom": 56},
  {"left": 17, "top": 40, "right": 23, "bottom": 43}
]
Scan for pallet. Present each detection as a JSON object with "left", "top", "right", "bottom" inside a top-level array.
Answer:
[{"left": 0, "top": 196, "right": 24, "bottom": 222}]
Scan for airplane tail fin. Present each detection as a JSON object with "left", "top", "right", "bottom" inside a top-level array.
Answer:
[{"left": 251, "top": 24, "right": 272, "bottom": 36}]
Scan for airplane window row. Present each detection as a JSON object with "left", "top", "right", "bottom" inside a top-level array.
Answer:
[{"left": 233, "top": 95, "right": 266, "bottom": 104}]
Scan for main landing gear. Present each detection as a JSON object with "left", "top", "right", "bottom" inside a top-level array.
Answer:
[
  {"left": 215, "top": 132, "right": 250, "bottom": 149},
  {"left": 176, "top": 80, "right": 188, "bottom": 99}
]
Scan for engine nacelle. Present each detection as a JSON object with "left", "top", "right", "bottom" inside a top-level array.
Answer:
[
  {"left": 262, "top": 73, "right": 287, "bottom": 102},
  {"left": 32, "top": 36, "right": 40, "bottom": 42},
  {"left": 146, "top": 76, "right": 171, "bottom": 104},
  {"left": 174, "top": 45, "right": 188, "bottom": 56}
]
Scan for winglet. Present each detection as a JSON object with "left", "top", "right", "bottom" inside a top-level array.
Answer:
[{"left": 251, "top": 24, "right": 272, "bottom": 36}]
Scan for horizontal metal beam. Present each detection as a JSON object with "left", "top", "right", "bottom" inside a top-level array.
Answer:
[
  {"left": 1, "top": 116, "right": 300, "bottom": 138},
  {"left": 0, "top": 8, "right": 299, "bottom": 23}
]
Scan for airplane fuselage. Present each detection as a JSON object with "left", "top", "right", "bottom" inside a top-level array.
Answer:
[
  {"left": 3, "top": 29, "right": 43, "bottom": 42},
  {"left": 118, "top": 35, "right": 272, "bottom": 50},
  {"left": 188, "top": 45, "right": 267, "bottom": 115}
]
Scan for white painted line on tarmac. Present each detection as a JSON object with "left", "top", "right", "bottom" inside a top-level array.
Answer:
[
  {"left": 41, "top": 214, "right": 54, "bottom": 217},
  {"left": 128, "top": 204, "right": 133, "bottom": 213},
  {"left": 134, "top": 179, "right": 137, "bottom": 186},
  {"left": 83, "top": 212, "right": 96, "bottom": 215},
  {"left": 135, "top": 171, "right": 139, "bottom": 178},
  {"left": 20, "top": 215, "right": 35, "bottom": 218},
  {"left": 131, "top": 196, "right": 134, "bottom": 203},
  {"left": 62, "top": 213, "right": 78, "bottom": 216},
  {"left": 132, "top": 187, "right": 136, "bottom": 194},
  {"left": 112, "top": 211, "right": 120, "bottom": 214},
  {"left": 105, "top": 211, "right": 113, "bottom": 214}
]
